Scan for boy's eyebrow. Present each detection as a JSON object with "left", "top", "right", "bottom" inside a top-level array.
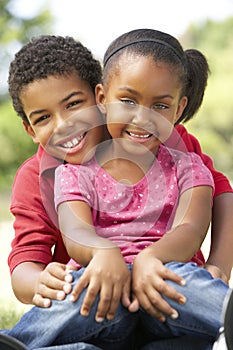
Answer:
[
  {"left": 119, "top": 87, "right": 173, "bottom": 99},
  {"left": 61, "top": 91, "right": 84, "bottom": 103},
  {"left": 28, "top": 109, "right": 47, "bottom": 120}
]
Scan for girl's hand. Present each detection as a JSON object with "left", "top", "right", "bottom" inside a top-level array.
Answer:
[
  {"left": 32, "top": 262, "right": 76, "bottom": 307},
  {"left": 70, "top": 248, "right": 131, "bottom": 322},
  {"left": 130, "top": 249, "right": 186, "bottom": 321}
]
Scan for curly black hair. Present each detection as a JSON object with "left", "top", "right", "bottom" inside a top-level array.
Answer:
[{"left": 8, "top": 35, "right": 102, "bottom": 123}]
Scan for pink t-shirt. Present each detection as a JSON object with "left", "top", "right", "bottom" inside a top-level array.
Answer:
[{"left": 55, "top": 145, "right": 214, "bottom": 265}]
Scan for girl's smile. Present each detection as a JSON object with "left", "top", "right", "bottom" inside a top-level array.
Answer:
[{"left": 96, "top": 55, "right": 187, "bottom": 157}]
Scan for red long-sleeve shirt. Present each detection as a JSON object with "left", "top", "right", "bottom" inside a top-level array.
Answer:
[{"left": 8, "top": 125, "right": 232, "bottom": 274}]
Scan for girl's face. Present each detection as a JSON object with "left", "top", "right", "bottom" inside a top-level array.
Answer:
[
  {"left": 96, "top": 55, "right": 187, "bottom": 156},
  {"left": 21, "top": 72, "right": 104, "bottom": 164}
]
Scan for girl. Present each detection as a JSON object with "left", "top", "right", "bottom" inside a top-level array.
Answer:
[{"left": 54, "top": 29, "right": 230, "bottom": 349}]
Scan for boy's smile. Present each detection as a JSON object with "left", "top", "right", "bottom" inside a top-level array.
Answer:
[{"left": 21, "top": 73, "right": 104, "bottom": 164}]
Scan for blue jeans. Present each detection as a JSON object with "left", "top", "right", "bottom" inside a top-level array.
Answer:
[
  {"left": 138, "top": 262, "right": 228, "bottom": 350},
  {"left": 6, "top": 267, "right": 137, "bottom": 350},
  {"left": 5, "top": 263, "right": 229, "bottom": 350}
]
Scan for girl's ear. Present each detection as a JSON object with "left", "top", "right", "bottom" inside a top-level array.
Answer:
[
  {"left": 175, "top": 96, "right": 188, "bottom": 123},
  {"left": 23, "top": 121, "right": 40, "bottom": 144},
  {"left": 95, "top": 84, "right": 107, "bottom": 114}
]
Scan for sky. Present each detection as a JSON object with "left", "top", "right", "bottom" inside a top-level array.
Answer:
[{"left": 12, "top": 0, "right": 233, "bottom": 60}]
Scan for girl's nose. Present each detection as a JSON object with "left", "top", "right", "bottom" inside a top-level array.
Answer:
[{"left": 131, "top": 105, "right": 153, "bottom": 128}]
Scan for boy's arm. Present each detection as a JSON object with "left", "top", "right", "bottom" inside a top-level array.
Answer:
[
  {"left": 176, "top": 125, "right": 233, "bottom": 281},
  {"left": 9, "top": 154, "right": 71, "bottom": 305},
  {"left": 206, "top": 192, "right": 233, "bottom": 282}
]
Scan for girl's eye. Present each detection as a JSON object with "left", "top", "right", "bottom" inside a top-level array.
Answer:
[
  {"left": 153, "top": 103, "right": 168, "bottom": 110},
  {"left": 33, "top": 114, "right": 50, "bottom": 125}
]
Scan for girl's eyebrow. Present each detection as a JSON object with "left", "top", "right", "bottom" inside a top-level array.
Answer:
[{"left": 119, "top": 87, "right": 173, "bottom": 99}]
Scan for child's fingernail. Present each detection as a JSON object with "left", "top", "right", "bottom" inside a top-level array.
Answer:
[
  {"left": 95, "top": 316, "right": 104, "bottom": 323},
  {"left": 63, "top": 283, "right": 71, "bottom": 294},
  {"left": 180, "top": 279, "right": 186, "bottom": 286},
  {"left": 171, "top": 310, "right": 179, "bottom": 319},
  {"left": 179, "top": 296, "right": 186, "bottom": 304},
  {"left": 65, "top": 274, "right": 73, "bottom": 282},
  {"left": 57, "top": 291, "right": 65, "bottom": 299},
  {"left": 43, "top": 299, "right": 51, "bottom": 308},
  {"left": 69, "top": 295, "right": 75, "bottom": 302},
  {"left": 159, "top": 315, "right": 166, "bottom": 322},
  {"left": 107, "top": 314, "right": 114, "bottom": 320}
]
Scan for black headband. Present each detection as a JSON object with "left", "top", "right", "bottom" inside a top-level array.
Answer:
[{"left": 104, "top": 38, "right": 184, "bottom": 67}]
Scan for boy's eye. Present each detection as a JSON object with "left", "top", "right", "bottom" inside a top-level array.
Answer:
[
  {"left": 121, "top": 99, "right": 136, "bottom": 106},
  {"left": 66, "top": 100, "right": 83, "bottom": 109},
  {"left": 33, "top": 114, "right": 50, "bottom": 125}
]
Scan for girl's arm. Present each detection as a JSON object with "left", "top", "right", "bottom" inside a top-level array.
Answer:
[
  {"left": 131, "top": 185, "right": 212, "bottom": 320},
  {"left": 58, "top": 200, "right": 131, "bottom": 321},
  {"left": 149, "top": 185, "right": 212, "bottom": 263}
]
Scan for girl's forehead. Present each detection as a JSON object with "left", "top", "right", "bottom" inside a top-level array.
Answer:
[
  {"left": 105, "top": 55, "right": 182, "bottom": 97},
  {"left": 111, "top": 54, "right": 171, "bottom": 76}
]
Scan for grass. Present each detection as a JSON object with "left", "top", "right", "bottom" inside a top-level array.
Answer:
[
  {"left": 0, "top": 302, "right": 25, "bottom": 329},
  {"left": 0, "top": 190, "right": 13, "bottom": 222},
  {"left": 0, "top": 194, "right": 31, "bottom": 329}
]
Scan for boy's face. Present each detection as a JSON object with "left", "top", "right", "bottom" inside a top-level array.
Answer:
[{"left": 21, "top": 72, "right": 104, "bottom": 164}]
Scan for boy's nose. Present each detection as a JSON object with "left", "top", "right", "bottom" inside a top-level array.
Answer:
[{"left": 54, "top": 114, "right": 73, "bottom": 132}]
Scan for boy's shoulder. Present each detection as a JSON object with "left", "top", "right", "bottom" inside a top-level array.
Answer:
[
  {"left": 14, "top": 152, "right": 39, "bottom": 180},
  {"left": 11, "top": 151, "right": 40, "bottom": 200},
  {"left": 13, "top": 146, "right": 61, "bottom": 184}
]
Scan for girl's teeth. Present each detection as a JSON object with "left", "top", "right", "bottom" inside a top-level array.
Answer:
[
  {"left": 62, "top": 134, "right": 84, "bottom": 148},
  {"left": 129, "top": 132, "right": 150, "bottom": 138}
]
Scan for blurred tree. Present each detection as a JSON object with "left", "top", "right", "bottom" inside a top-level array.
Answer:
[
  {"left": 180, "top": 17, "right": 233, "bottom": 181},
  {"left": 0, "top": 0, "right": 53, "bottom": 190},
  {"left": 0, "top": 0, "right": 53, "bottom": 98}
]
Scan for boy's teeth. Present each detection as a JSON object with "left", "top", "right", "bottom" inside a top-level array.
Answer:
[
  {"left": 128, "top": 132, "right": 150, "bottom": 138},
  {"left": 62, "top": 134, "right": 84, "bottom": 148}
]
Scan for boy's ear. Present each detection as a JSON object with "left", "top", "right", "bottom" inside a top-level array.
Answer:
[
  {"left": 95, "top": 84, "right": 107, "bottom": 114},
  {"left": 175, "top": 96, "right": 188, "bottom": 123},
  {"left": 23, "top": 121, "right": 40, "bottom": 144}
]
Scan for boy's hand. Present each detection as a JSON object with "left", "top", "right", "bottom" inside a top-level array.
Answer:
[
  {"left": 33, "top": 262, "right": 76, "bottom": 307},
  {"left": 70, "top": 248, "right": 131, "bottom": 322},
  {"left": 204, "top": 263, "right": 228, "bottom": 284},
  {"left": 130, "top": 250, "right": 186, "bottom": 322}
]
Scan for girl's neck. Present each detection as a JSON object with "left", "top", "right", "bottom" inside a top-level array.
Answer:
[{"left": 96, "top": 140, "right": 157, "bottom": 184}]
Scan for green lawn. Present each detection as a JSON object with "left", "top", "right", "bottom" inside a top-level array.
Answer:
[{"left": 0, "top": 218, "right": 31, "bottom": 329}]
